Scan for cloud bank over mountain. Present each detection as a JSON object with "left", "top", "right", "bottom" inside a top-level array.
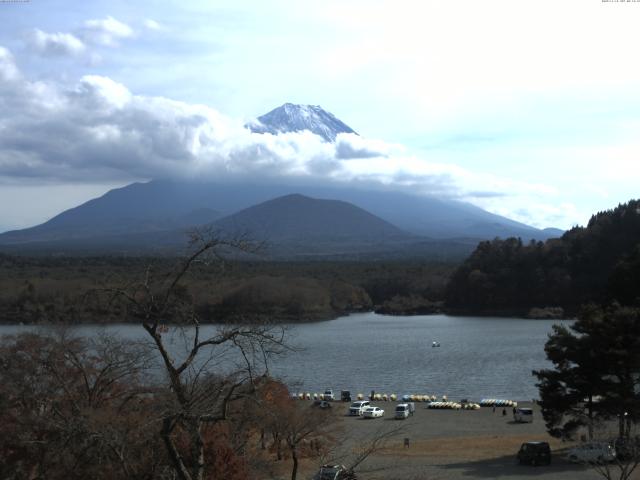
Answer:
[
  {"left": 2, "top": 2, "right": 640, "bottom": 233},
  {"left": 0, "top": 45, "right": 527, "bottom": 206}
]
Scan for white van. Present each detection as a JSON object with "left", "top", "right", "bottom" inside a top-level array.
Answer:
[
  {"left": 395, "top": 403, "right": 410, "bottom": 419},
  {"left": 514, "top": 407, "right": 534, "bottom": 423},
  {"left": 568, "top": 442, "right": 616, "bottom": 463},
  {"left": 349, "top": 400, "right": 370, "bottom": 416}
]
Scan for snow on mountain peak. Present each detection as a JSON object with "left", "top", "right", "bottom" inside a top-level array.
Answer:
[{"left": 247, "top": 103, "right": 357, "bottom": 142}]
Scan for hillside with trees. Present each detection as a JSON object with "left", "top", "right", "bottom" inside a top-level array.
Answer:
[
  {"left": 445, "top": 200, "right": 640, "bottom": 317},
  {"left": 0, "top": 254, "right": 453, "bottom": 324}
]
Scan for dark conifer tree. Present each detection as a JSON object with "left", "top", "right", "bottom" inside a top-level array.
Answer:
[{"left": 534, "top": 304, "right": 640, "bottom": 441}]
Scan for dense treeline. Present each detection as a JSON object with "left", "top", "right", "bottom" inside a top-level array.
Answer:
[
  {"left": 446, "top": 199, "right": 640, "bottom": 316},
  {"left": 4, "top": 199, "right": 639, "bottom": 323},
  {"left": 0, "top": 255, "right": 453, "bottom": 324}
]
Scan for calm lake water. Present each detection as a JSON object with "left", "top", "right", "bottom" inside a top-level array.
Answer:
[{"left": 0, "top": 313, "right": 568, "bottom": 401}]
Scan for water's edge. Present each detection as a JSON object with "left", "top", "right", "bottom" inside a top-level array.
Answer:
[{"left": 0, "top": 313, "right": 566, "bottom": 401}]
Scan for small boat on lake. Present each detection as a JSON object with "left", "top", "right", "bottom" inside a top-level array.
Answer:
[{"left": 432, "top": 341, "right": 440, "bottom": 347}]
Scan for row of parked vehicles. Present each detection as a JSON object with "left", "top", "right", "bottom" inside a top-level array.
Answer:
[
  {"left": 348, "top": 400, "right": 416, "bottom": 419},
  {"left": 517, "top": 440, "right": 627, "bottom": 466}
]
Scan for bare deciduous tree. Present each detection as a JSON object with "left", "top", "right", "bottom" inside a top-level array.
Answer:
[
  {"left": 0, "top": 330, "right": 160, "bottom": 480},
  {"left": 276, "top": 402, "right": 337, "bottom": 480},
  {"left": 102, "top": 230, "right": 289, "bottom": 480}
]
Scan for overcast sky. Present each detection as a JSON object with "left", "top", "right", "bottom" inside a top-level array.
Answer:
[{"left": 1, "top": 0, "right": 639, "bottom": 232}]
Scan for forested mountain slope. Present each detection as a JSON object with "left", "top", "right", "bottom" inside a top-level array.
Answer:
[{"left": 445, "top": 199, "right": 640, "bottom": 316}]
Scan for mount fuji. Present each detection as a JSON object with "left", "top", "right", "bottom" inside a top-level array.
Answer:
[
  {"left": 247, "top": 103, "right": 356, "bottom": 142},
  {"left": 0, "top": 103, "right": 563, "bottom": 257}
]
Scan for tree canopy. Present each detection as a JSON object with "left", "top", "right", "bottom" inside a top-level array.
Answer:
[
  {"left": 446, "top": 199, "right": 640, "bottom": 315},
  {"left": 534, "top": 304, "right": 640, "bottom": 441}
]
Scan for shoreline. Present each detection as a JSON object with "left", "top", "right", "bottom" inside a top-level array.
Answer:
[{"left": 0, "top": 307, "right": 576, "bottom": 326}]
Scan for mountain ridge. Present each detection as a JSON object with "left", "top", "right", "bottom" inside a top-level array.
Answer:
[
  {"left": 214, "top": 193, "right": 412, "bottom": 243},
  {"left": 0, "top": 192, "right": 477, "bottom": 260},
  {"left": 0, "top": 180, "right": 559, "bottom": 246},
  {"left": 0, "top": 103, "right": 564, "bottom": 255}
]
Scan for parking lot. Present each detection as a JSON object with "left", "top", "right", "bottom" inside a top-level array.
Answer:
[{"left": 318, "top": 401, "right": 634, "bottom": 480}]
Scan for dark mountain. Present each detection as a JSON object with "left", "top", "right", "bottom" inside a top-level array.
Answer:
[
  {"left": 247, "top": 103, "right": 356, "bottom": 142},
  {"left": 210, "top": 193, "right": 435, "bottom": 258},
  {"left": 0, "top": 181, "right": 221, "bottom": 244},
  {"left": 215, "top": 193, "right": 410, "bottom": 242},
  {"left": 0, "top": 181, "right": 557, "bottom": 242},
  {"left": 0, "top": 180, "right": 561, "bottom": 257},
  {"left": 0, "top": 192, "right": 472, "bottom": 259}
]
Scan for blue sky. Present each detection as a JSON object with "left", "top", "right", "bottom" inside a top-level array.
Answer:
[{"left": 0, "top": 0, "right": 639, "bottom": 232}]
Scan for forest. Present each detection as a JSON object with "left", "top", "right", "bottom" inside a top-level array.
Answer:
[
  {"left": 0, "top": 254, "right": 452, "bottom": 324},
  {"left": 1, "top": 199, "right": 639, "bottom": 325},
  {"left": 445, "top": 200, "right": 640, "bottom": 317}
]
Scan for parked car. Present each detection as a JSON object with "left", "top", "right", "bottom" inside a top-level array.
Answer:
[
  {"left": 568, "top": 443, "right": 616, "bottom": 463},
  {"left": 395, "top": 403, "right": 415, "bottom": 419},
  {"left": 514, "top": 408, "right": 534, "bottom": 423},
  {"left": 323, "top": 389, "right": 335, "bottom": 401},
  {"left": 341, "top": 390, "right": 352, "bottom": 402},
  {"left": 362, "top": 406, "right": 384, "bottom": 418},
  {"left": 517, "top": 441, "right": 551, "bottom": 466},
  {"left": 348, "top": 400, "right": 370, "bottom": 416},
  {"left": 313, "top": 464, "right": 354, "bottom": 480}
]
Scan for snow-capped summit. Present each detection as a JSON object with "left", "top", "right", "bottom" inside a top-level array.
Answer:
[{"left": 247, "top": 103, "right": 357, "bottom": 142}]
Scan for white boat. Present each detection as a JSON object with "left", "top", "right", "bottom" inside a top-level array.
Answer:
[{"left": 432, "top": 341, "right": 440, "bottom": 347}]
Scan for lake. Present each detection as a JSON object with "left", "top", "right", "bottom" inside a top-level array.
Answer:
[{"left": 0, "top": 312, "right": 568, "bottom": 401}]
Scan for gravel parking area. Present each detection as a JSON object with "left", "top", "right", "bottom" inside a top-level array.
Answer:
[{"left": 314, "top": 401, "right": 635, "bottom": 480}]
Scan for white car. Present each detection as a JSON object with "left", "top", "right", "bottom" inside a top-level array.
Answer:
[
  {"left": 323, "top": 389, "right": 335, "bottom": 401},
  {"left": 362, "top": 406, "right": 384, "bottom": 418},
  {"left": 568, "top": 443, "right": 616, "bottom": 463},
  {"left": 348, "top": 400, "right": 370, "bottom": 416}
]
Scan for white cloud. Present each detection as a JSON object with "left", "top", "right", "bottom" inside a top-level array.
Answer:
[
  {"left": 3, "top": 1, "right": 638, "bottom": 232},
  {"left": 74, "top": 75, "right": 133, "bottom": 109},
  {"left": 0, "top": 45, "right": 594, "bottom": 229},
  {"left": 26, "top": 29, "right": 86, "bottom": 57},
  {"left": 335, "top": 133, "right": 395, "bottom": 159},
  {"left": 0, "top": 49, "right": 464, "bottom": 190},
  {"left": 0, "top": 54, "right": 336, "bottom": 182},
  {"left": 143, "top": 19, "right": 162, "bottom": 31},
  {"left": 80, "top": 16, "right": 134, "bottom": 47},
  {"left": 19, "top": 17, "right": 140, "bottom": 66},
  {"left": 0, "top": 47, "right": 19, "bottom": 81},
  {"left": 488, "top": 201, "right": 584, "bottom": 231}
]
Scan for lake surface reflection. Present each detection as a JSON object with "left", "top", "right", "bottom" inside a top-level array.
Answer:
[{"left": 0, "top": 313, "right": 568, "bottom": 401}]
